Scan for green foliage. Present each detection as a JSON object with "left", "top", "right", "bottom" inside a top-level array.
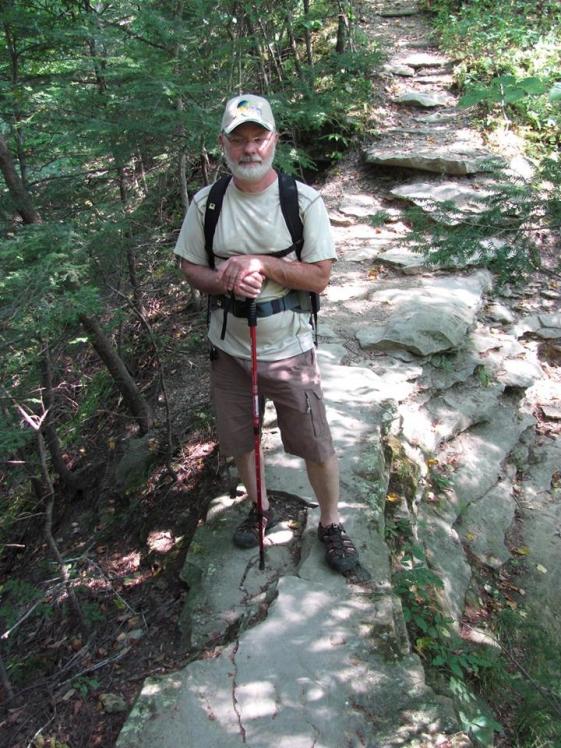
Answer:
[
  {"left": 80, "top": 600, "right": 105, "bottom": 627},
  {"left": 476, "top": 364, "right": 493, "bottom": 388},
  {"left": 60, "top": 370, "right": 114, "bottom": 446},
  {"left": 404, "top": 163, "right": 561, "bottom": 283},
  {"left": 388, "top": 495, "right": 561, "bottom": 746},
  {"left": 549, "top": 83, "right": 561, "bottom": 104},
  {"left": 72, "top": 675, "right": 100, "bottom": 698},
  {"left": 0, "top": 578, "right": 44, "bottom": 632},
  {"left": 390, "top": 534, "right": 504, "bottom": 742},
  {"left": 460, "top": 75, "right": 548, "bottom": 108},
  {"left": 397, "top": 547, "right": 500, "bottom": 674},
  {"left": 450, "top": 676, "right": 504, "bottom": 743},
  {"left": 428, "top": 464, "right": 452, "bottom": 495},
  {"left": 369, "top": 210, "right": 392, "bottom": 227},
  {"left": 0, "top": 579, "right": 54, "bottom": 685},
  {"left": 0, "top": 408, "right": 33, "bottom": 457},
  {"left": 493, "top": 608, "right": 561, "bottom": 746},
  {"left": 429, "top": 0, "right": 561, "bottom": 151}
]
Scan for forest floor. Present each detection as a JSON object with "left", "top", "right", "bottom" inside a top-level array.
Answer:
[
  {"left": 2, "top": 4, "right": 560, "bottom": 748},
  {"left": 0, "top": 291, "right": 227, "bottom": 747}
]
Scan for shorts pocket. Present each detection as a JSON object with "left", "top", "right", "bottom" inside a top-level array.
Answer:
[{"left": 305, "top": 390, "right": 330, "bottom": 439}]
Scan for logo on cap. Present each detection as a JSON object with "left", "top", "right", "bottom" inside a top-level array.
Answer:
[{"left": 237, "top": 99, "right": 262, "bottom": 116}]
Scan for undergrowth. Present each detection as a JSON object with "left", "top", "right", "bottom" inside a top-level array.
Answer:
[
  {"left": 384, "top": 438, "right": 561, "bottom": 746},
  {"left": 428, "top": 0, "right": 561, "bottom": 151},
  {"left": 405, "top": 0, "right": 561, "bottom": 284}
]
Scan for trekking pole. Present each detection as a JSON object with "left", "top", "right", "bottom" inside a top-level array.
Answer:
[{"left": 247, "top": 298, "right": 266, "bottom": 570}]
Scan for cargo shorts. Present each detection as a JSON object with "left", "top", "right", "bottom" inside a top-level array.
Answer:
[{"left": 210, "top": 347, "right": 335, "bottom": 463}]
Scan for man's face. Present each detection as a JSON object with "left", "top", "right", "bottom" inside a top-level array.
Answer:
[{"left": 221, "top": 123, "right": 278, "bottom": 183}]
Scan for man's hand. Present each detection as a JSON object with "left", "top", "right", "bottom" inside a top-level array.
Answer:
[{"left": 216, "top": 256, "right": 265, "bottom": 298}]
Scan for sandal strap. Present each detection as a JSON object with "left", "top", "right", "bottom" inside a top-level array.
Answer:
[{"left": 319, "top": 523, "right": 357, "bottom": 559}]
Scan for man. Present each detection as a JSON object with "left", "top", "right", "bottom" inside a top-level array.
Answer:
[{"left": 174, "top": 93, "right": 358, "bottom": 573}]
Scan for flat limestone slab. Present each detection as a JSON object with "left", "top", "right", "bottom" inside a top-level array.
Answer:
[
  {"left": 518, "top": 442, "right": 561, "bottom": 639},
  {"left": 263, "top": 360, "right": 393, "bottom": 580},
  {"left": 456, "top": 475, "right": 516, "bottom": 569},
  {"left": 356, "top": 271, "right": 493, "bottom": 356},
  {"left": 394, "top": 91, "right": 450, "bottom": 108},
  {"left": 364, "top": 142, "right": 500, "bottom": 175},
  {"left": 117, "top": 577, "right": 460, "bottom": 748},
  {"left": 446, "top": 405, "right": 536, "bottom": 509},
  {"left": 380, "top": 6, "right": 419, "bottom": 17},
  {"left": 400, "top": 52, "right": 452, "bottom": 68},
  {"left": 417, "top": 406, "right": 534, "bottom": 623},
  {"left": 390, "top": 181, "right": 492, "bottom": 224},
  {"left": 178, "top": 497, "right": 299, "bottom": 651},
  {"left": 376, "top": 246, "right": 426, "bottom": 273}
]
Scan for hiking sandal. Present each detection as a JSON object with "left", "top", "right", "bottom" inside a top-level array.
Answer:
[
  {"left": 233, "top": 504, "right": 278, "bottom": 549},
  {"left": 318, "top": 523, "right": 359, "bottom": 573}
]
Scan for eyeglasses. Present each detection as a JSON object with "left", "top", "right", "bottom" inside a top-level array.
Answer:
[{"left": 224, "top": 133, "right": 273, "bottom": 148}]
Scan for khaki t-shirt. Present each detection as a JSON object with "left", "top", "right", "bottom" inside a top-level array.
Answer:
[{"left": 174, "top": 176, "right": 336, "bottom": 360}]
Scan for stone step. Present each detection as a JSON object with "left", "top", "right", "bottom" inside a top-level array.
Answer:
[{"left": 364, "top": 140, "right": 502, "bottom": 175}]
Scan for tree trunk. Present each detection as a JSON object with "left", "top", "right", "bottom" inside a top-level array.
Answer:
[
  {"left": 126, "top": 244, "right": 146, "bottom": 317},
  {"left": 0, "top": 134, "right": 42, "bottom": 224},
  {"left": 336, "top": 11, "right": 347, "bottom": 54},
  {"left": 177, "top": 99, "right": 190, "bottom": 209},
  {"left": 40, "top": 345, "right": 82, "bottom": 492},
  {"left": 0, "top": 400, "right": 43, "bottom": 501},
  {"left": 179, "top": 149, "right": 190, "bottom": 210},
  {"left": 285, "top": 13, "right": 304, "bottom": 80},
  {"left": 245, "top": 11, "right": 270, "bottom": 89},
  {"left": 4, "top": 20, "right": 29, "bottom": 186},
  {"left": 303, "top": 0, "right": 313, "bottom": 66},
  {"left": 37, "top": 429, "right": 88, "bottom": 635},
  {"left": 201, "top": 142, "right": 210, "bottom": 187},
  {"left": 79, "top": 314, "right": 153, "bottom": 434},
  {"left": 255, "top": 17, "right": 284, "bottom": 82}
]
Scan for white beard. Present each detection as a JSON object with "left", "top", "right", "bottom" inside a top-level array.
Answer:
[{"left": 224, "top": 146, "right": 276, "bottom": 183}]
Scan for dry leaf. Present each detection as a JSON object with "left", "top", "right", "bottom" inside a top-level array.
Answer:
[{"left": 386, "top": 492, "right": 401, "bottom": 503}]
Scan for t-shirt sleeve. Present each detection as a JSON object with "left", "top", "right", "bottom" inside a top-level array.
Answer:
[
  {"left": 299, "top": 187, "right": 337, "bottom": 264},
  {"left": 173, "top": 187, "right": 210, "bottom": 265}
]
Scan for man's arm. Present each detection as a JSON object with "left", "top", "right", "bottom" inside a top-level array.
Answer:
[
  {"left": 216, "top": 255, "right": 333, "bottom": 295},
  {"left": 179, "top": 258, "right": 264, "bottom": 299}
]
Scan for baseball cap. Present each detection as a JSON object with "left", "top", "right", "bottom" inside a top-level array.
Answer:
[{"left": 221, "top": 94, "right": 275, "bottom": 134}]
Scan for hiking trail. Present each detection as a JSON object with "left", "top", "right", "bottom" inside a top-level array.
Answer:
[{"left": 116, "top": 2, "right": 561, "bottom": 746}]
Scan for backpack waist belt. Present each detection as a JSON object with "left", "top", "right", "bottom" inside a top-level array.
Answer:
[{"left": 210, "top": 289, "right": 304, "bottom": 338}]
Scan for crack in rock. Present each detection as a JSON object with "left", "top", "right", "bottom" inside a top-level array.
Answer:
[{"left": 230, "top": 639, "right": 247, "bottom": 744}]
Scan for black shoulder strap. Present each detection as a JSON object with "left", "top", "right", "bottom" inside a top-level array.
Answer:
[
  {"left": 204, "top": 175, "right": 232, "bottom": 270},
  {"left": 276, "top": 170, "right": 304, "bottom": 260},
  {"left": 204, "top": 171, "right": 304, "bottom": 264},
  {"left": 203, "top": 171, "right": 319, "bottom": 344}
]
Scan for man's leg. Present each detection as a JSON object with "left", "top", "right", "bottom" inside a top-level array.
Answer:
[
  {"left": 306, "top": 454, "right": 359, "bottom": 573},
  {"left": 234, "top": 447, "right": 269, "bottom": 511},
  {"left": 305, "top": 454, "right": 340, "bottom": 526},
  {"left": 232, "top": 447, "right": 278, "bottom": 548}
]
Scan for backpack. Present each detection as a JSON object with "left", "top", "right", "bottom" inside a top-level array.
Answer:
[{"left": 203, "top": 170, "right": 320, "bottom": 344}]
